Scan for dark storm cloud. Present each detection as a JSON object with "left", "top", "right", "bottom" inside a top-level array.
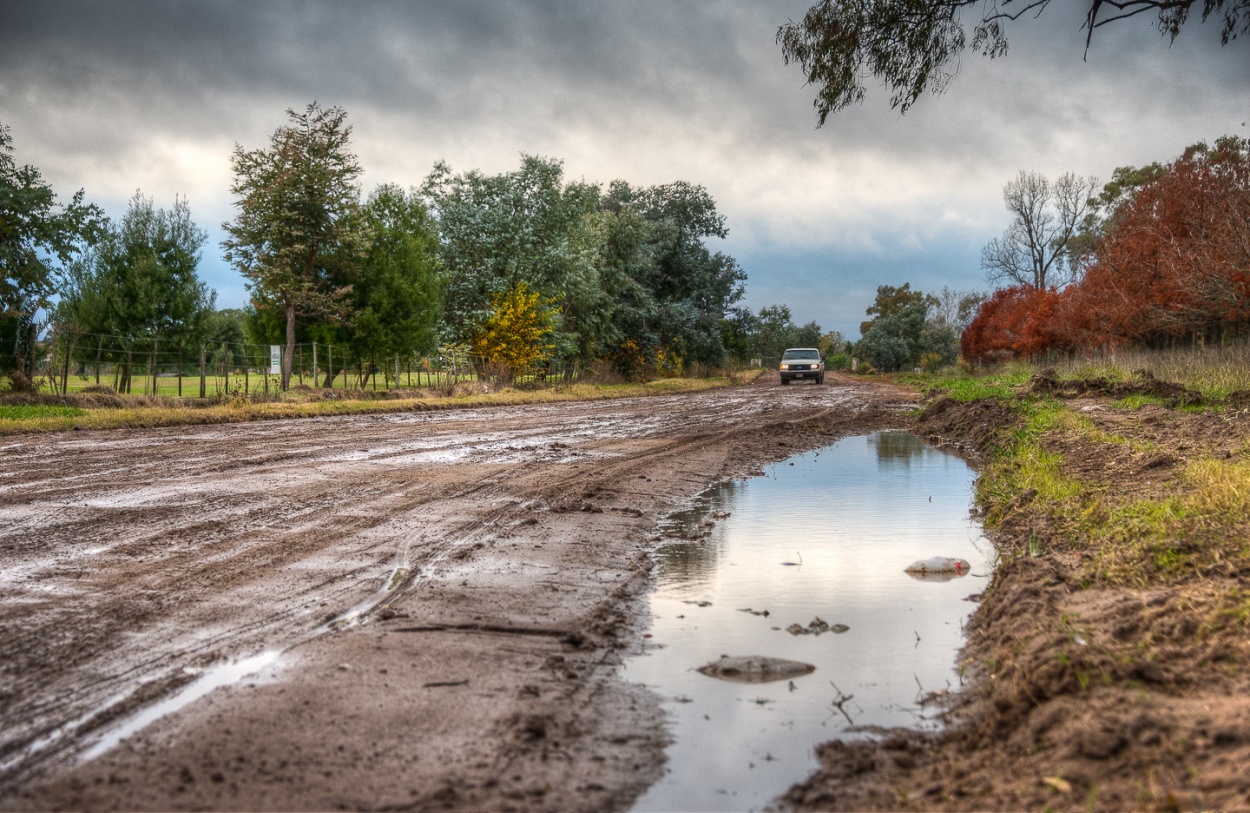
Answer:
[{"left": 2, "top": 1, "right": 1247, "bottom": 335}]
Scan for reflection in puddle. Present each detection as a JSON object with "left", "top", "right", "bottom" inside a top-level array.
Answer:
[
  {"left": 626, "top": 431, "right": 993, "bottom": 812},
  {"left": 81, "top": 651, "right": 280, "bottom": 762}
]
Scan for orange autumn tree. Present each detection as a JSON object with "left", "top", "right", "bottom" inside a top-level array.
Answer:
[
  {"left": 1081, "top": 136, "right": 1250, "bottom": 347},
  {"left": 963, "top": 136, "right": 1250, "bottom": 361},
  {"left": 469, "top": 282, "right": 557, "bottom": 383}
]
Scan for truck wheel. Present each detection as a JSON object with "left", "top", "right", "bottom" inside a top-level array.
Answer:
[{"left": 781, "top": 378, "right": 790, "bottom": 386}]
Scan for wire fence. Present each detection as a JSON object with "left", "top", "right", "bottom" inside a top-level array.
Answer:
[{"left": 23, "top": 331, "right": 589, "bottom": 398}]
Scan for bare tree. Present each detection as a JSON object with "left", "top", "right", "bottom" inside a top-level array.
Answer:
[
  {"left": 931, "top": 286, "right": 986, "bottom": 334},
  {"left": 981, "top": 171, "right": 1097, "bottom": 290}
]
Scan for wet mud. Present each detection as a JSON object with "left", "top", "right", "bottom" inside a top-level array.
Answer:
[{"left": 0, "top": 373, "right": 913, "bottom": 811}]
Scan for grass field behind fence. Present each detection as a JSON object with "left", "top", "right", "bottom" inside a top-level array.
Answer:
[
  {"left": 49, "top": 369, "right": 479, "bottom": 397},
  {"left": 0, "top": 372, "right": 762, "bottom": 434}
]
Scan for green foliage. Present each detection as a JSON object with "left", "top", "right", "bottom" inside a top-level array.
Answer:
[
  {"left": 859, "top": 283, "right": 934, "bottom": 337},
  {"left": 59, "top": 193, "right": 212, "bottom": 342},
  {"left": 0, "top": 404, "right": 85, "bottom": 420},
  {"left": 778, "top": 0, "right": 1249, "bottom": 122},
  {"left": 0, "top": 122, "right": 105, "bottom": 384},
  {"left": 857, "top": 285, "right": 929, "bottom": 371},
  {"left": 222, "top": 103, "right": 367, "bottom": 388},
  {"left": 856, "top": 282, "right": 969, "bottom": 372},
  {"left": 424, "top": 158, "right": 746, "bottom": 374},
  {"left": 826, "top": 352, "right": 852, "bottom": 370},
  {"left": 422, "top": 155, "right": 596, "bottom": 342},
  {"left": 348, "top": 185, "right": 443, "bottom": 374}
]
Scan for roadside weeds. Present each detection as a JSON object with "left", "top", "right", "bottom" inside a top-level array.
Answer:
[
  {"left": 787, "top": 369, "right": 1250, "bottom": 811},
  {"left": 0, "top": 372, "right": 762, "bottom": 435}
]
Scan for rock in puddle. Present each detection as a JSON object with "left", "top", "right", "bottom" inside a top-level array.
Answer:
[
  {"left": 697, "top": 655, "right": 816, "bottom": 684},
  {"left": 785, "top": 616, "right": 849, "bottom": 636}
]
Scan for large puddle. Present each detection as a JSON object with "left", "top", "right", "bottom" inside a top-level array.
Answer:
[{"left": 624, "top": 431, "right": 994, "bottom": 812}]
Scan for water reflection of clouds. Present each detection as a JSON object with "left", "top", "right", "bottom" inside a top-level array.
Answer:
[{"left": 627, "top": 432, "right": 993, "bottom": 813}]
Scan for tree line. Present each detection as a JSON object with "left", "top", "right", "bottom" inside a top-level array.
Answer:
[
  {"left": 963, "top": 135, "right": 1250, "bottom": 361},
  {"left": 2, "top": 105, "right": 847, "bottom": 394}
]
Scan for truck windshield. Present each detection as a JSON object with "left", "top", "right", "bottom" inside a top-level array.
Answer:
[{"left": 782, "top": 350, "right": 820, "bottom": 360}]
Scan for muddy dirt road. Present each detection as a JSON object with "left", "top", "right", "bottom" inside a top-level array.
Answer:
[{"left": 0, "top": 375, "right": 913, "bottom": 811}]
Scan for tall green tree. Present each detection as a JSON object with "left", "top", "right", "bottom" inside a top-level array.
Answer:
[
  {"left": 611, "top": 180, "right": 747, "bottom": 368},
  {"left": 222, "top": 103, "right": 367, "bottom": 389},
  {"left": 0, "top": 122, "right": 104, "bottom": 387},
  {"left": 347, "top": 184, "right": 443, "bottom": 386},
  {"left": 779, "top": 0, "right": 1249, "bottom": 122},
  {"left": 857, "top": 284, "right": 932, "bottom": 371},
  {"left": 57, "top": 193, "right": 213, "bottom": 390},
  {"left": 421, "top": 155, "right": 601, "bottom": 355}
]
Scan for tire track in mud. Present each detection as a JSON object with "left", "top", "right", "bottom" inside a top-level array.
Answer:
[{"left": 0, "top": 377, "right": 913, "bottom": 806}]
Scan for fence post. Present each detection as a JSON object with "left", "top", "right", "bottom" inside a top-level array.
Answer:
[
  {"left": 178, "top": 342, "right": 183, "bottom": 398},
  {"left": 151, "top": 338, "right": 158, "bottom": 396},
  {"left": 244, "top": 344, "right": 250, "bottom": 396},
  {"left": 61, "top": 329, "right": 72, "bottom": 395},
  {"left": 327, "top": 344, "right": 333, "bottom": 389},
  {"left": 223, "top": 342, "right": 228, "bottom": 393},
  {"left": 312, "top": 342, "right": 318, "bottom": 388}
]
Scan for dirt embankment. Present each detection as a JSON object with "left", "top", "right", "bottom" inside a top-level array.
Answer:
[
  {"left": 0, "top": 373, "right": 914, "bottom": 812},
  {"left": 787, "top": 375, "right": 1250, "bottom": 812}
]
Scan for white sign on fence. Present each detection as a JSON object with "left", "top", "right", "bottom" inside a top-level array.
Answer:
[{"left": 270, "top": 345, "right": 281, "bottom": 374}]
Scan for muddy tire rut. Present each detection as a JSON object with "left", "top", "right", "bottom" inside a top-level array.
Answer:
[{"left": 0, "top": 375, "right": 913, "bottom": 811}]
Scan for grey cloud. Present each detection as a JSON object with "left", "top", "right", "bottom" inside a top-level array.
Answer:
[{"left": 3, "top": 0, "right": 1247, "bottom": 335}]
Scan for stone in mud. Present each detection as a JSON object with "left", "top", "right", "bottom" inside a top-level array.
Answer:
[
  {"left": 785, "top": 616, "right": 849, "bottom": 636},
  {"left": 905, "top": 557, "right": 971, "bottom": 576},
  {"left": 696, "top": 655, "right": 816, "bottom": 683}
]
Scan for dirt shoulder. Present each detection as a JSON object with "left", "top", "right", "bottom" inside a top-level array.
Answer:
[
  {"left": 787, "top": 376, "right": 1250, "bottom": 812},
  {"left": 0, "top": 372, "right": 913, "bottom": 811}
]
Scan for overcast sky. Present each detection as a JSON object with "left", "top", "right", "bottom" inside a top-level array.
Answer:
[{"left": 3, "top": 1, "right": 1247, "bottom": 338}]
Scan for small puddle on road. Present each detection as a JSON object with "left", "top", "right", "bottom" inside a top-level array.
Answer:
[{"left": 624, "top": 431, "right": 994, "bottom": 812}]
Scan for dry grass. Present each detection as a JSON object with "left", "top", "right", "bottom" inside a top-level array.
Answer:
[
  {"left": 0, "top": 371, "right": 761, "bottom": 435},
  {"left": 1051, "top": 341, "right": 1250, "bottom": 398}
]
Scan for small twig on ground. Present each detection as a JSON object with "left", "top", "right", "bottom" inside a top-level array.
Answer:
[{"left": 829, "top": 681, "right": 855, "bottom": 724}]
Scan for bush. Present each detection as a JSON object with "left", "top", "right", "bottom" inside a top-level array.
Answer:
[{"left": 826, "top": 352, "right": 852, "bottom": 370}]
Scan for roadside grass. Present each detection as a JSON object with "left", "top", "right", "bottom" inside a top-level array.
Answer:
[
  {"left": 1047, "top": 342, "right": 1250, "bottom": 400},
  {"left": 0, "top": 404, "right": 87, "bottom": 421},
  {"left": 910, "top": 357, "right": 1250, "bottom": 585},
  {"left": 0, "top": 372, "right": 759, "bottom": 435},
  {"left": 896, "top": 365, "right": 1032, "bottom": 402},
  {"left": 955, "top": 376, "right": 1250, "bottom": 587}
]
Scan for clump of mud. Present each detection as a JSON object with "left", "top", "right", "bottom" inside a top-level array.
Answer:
[
  {"left": 1027, "top": 368, "right": 1203, "bottom": 406},
  {"left": 915, "top": 396, "right": 1016, "bottom": 458}
]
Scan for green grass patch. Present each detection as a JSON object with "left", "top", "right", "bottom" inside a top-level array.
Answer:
[
  {"left": 1113, "top": 394, "right": 1170, "bottom": 410},
  {"left": 0, "top": 404, "right": 86, "bottom": 420},
  {"left": 969, "top": 389, "right": 1250, "bottom": 585},
  {"left": 897, "top": 366, "right": 1032, "bottom": 402}
]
